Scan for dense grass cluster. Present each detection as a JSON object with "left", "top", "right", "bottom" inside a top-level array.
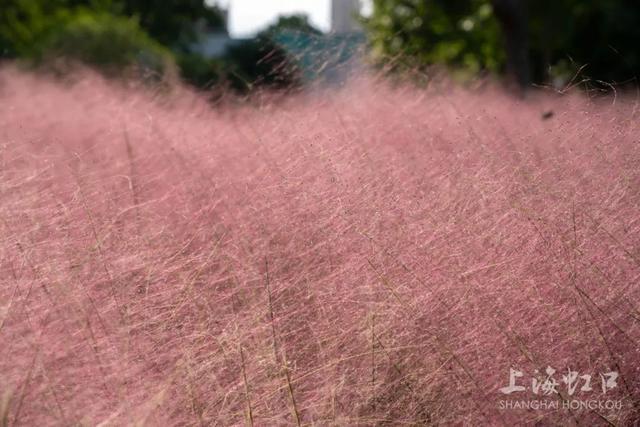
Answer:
[{"left": 1, "top": 69, "right": 639, "bottom": 425}]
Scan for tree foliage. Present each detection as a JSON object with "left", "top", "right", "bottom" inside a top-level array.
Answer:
[
  {"left": 260, "top": 14, "right": 323, "bottom": 38},
  {"left": 38, "top": 10, "right": 173, "bottom": 78},
  {"left": 0, "top": 0, "right": 309, "bottom": 92},
  {"left": 363, "top": 0, "right": 640, "bottom": 86},
  {"left": 223, "top": 38, "right": 300, "bottom": 91},
  {"left": 0, "top": 2, "right": 175, "bottom": 79},
  {"left": 0, "top": 0, "right": 225, "bottom": 57},
  {"left": 220, "top": 15, "right": 322, "bottom": 91},
  {"left": 116, "top": 0, "right": 226, "bottom": 48},
  {"left": 364, "top": 0, "right": 503, "bottom": 76}
]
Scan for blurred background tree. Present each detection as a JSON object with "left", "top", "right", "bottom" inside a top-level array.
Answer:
[
  {"left": 363, "top": 0, "right": 640, "bottom": 89},
  {"left": 364, "top": 0, "right": 503, "bottom": 78},
  {"left": 0, "top": 0, "right": 301, "bottom": 91},
  {"left": 3, "top": 0, "right": 638, "bottom": 92},
  {"left": 223, "top": 36, "right": 301, "bottom": 92},
  {"left": 115, "top": 0, "right": 226, "bottom": 48},
  {"left": 221, "top": 14, "right": 321, "bottom": 91},
  {"left": 31, "top": 9, "right": 174, "bottom": 80},
  {"left": 260, "top": 15, "right": 323, "bottom": 38},
  {"left": 0, "top": 0, "right": 216, "bottom": 80},
  {"left": 0, "top": 0, "right": 224, "bottom": 57}
]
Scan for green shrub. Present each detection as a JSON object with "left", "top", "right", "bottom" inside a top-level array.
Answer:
[
  {"left": 363, "top": 0, "right": 640, "bottom": 86},
  {"left": 32, "top": 9, "right": 175, "bottom": 79},
  {"left": 364, "top": 0, "right": 503, "bottom": 77}
]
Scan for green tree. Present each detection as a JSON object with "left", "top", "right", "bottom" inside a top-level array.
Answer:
[
  {"left": 0, "top": 1, "right": 319, "bottom": 92},
  {"left": 220, "top": 14, "right": 322, "bottom": 91},
  {"left": 34, "top": 9, "right": 174, "bottom": 79},
  {"left": 223, "top": 38, "right": 300, "bottom": 92},
  {"left": 0, "top": 0, "right": 62, "bottom": 57},
  {"left": 115, "top": 0, "right": 226, "bottom": 48},
  {"left": 260, "top": 14, "right": 323, "bottom": 38},
  {"left": 364, "top": 0, "right": 503, "bottom": 76},
  {"left": 0, "top": 0, "right": 226, "bottom": 58},
  {"left": 363, "top": 0, "right": 640, "bottom": 88},
  {"left": 0, "top": 1, "right": 174, "bottom": 79}
]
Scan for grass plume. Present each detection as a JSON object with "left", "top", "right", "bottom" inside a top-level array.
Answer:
[{"left": 0, "top": 68, "right": 639, "bottom": 425}]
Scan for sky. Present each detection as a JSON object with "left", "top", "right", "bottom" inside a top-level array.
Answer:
[
  {"left": 212, "top": 0, "right": 371, "bottom": 38},
  {"left": 214, "top": 0, "right": 329, "bottom": 37}
]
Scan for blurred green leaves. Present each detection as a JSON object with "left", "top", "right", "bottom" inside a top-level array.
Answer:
[
  {"left": 3, "top": 0, "right": 638, "bottom": 90},
  {"left": 363, "top": 0, "right": 640, "bottom": 87},
  {"left": 0, "top": 0, "right": 183, "bottom": 80},
  {"left": 364, "top": 0, "right": 503, "bottom": 78},
  {"left": 34, "top": 10, "right": 173, "bottom": 79},
  {"left": 0, "top": 0, "right": 308, "bottom": 91}
]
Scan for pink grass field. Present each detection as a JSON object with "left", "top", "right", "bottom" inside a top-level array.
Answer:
[{"left": 0, "top": 68, "right": 639, "bottom": 426}]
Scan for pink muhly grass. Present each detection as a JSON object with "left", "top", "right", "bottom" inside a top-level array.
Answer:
[{"left": 0, "top": 68, "right": 639, "bottom": 425}]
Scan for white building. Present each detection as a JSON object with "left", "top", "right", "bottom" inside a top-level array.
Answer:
[{"left": 331, "top": 0, "right": 361, "bottom": 33}]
